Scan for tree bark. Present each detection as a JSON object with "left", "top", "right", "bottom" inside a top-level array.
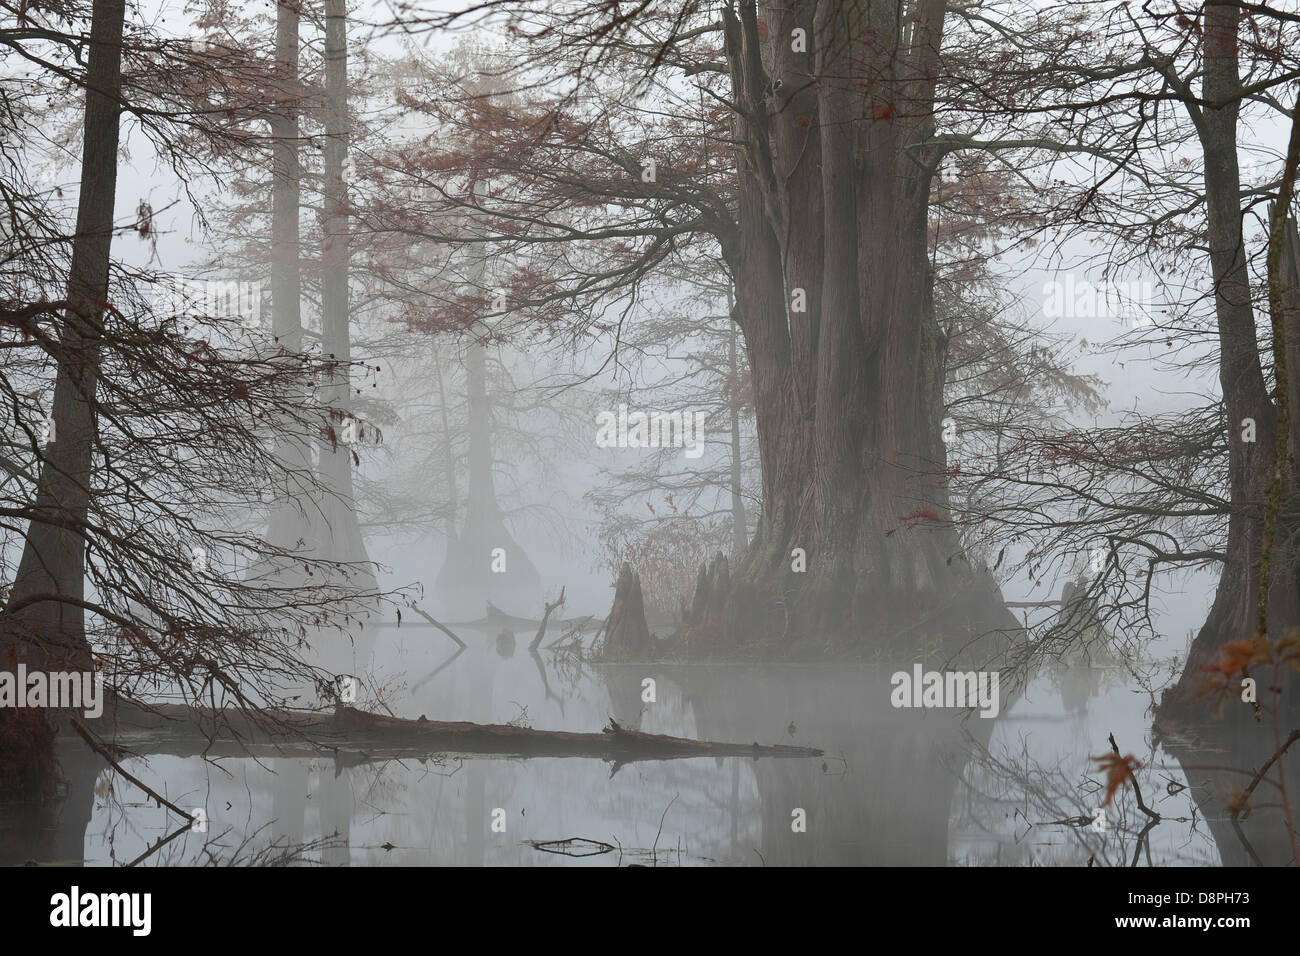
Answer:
[
  {"left": 314, "top": 0, "right": 374, "bottom": 587},
  {"left": 1159, "top": 1, "right": 1300, "bottom": 726},
  {"left": 688, "top": 0, "right": 1010, "bottom": 657},
  {"left": 727, "top": 290, "right": 749, "bottom": 555},
  {"left": 2, "top": 0, "right": 126, "bottom": 672},
  {"left": 262, "top": 0, "right": 314, "bottom": 558},
  {"left": 600, "top": 561, "right": 652, "bottom": 660},
  {"left": 434, "top": 354, "right": 458, "bottom": 540},
  {"left": 0, "top": 0, "right": 126, "bottom": 799}
]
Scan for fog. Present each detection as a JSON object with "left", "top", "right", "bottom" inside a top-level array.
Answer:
[{"left": 3, "top": 0, "right": 1299, "bottom": 871}]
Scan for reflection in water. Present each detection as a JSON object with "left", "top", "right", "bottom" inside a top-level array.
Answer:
[
  {"left": 1159, "top": 721, "right": 1300, "bottom": 867},
  {"left": 3, "top": 626, "right": 1280, "bottom": 866}
]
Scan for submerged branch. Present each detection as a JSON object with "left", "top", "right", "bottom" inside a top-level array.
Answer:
[{"left": 410, "top": 604, "right": 467, "bottom": 648}]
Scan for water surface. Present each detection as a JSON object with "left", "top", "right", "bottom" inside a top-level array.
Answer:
[{"left": 56, "top": 625, "right": 1240, "bottom": 866}]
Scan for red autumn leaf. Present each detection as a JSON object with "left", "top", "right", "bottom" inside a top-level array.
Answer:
[
  {"left": 1224, "top": 786, "right": 1250, "bottom": 816},
  {"left": 896, "top": 506, "right": 944, "bottom": 529},
  {"left": 873, "top": 102, "right": 895, "bottom": 122},
  {"left": 1093, "top": 752, "right": 1141, "bottom": 805},
  {"left": 1200, "top": 636, "right": 1271, "bottom": 677}
]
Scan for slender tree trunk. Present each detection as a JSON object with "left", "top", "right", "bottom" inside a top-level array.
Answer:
[
  {"left": 464, "top": 338, "right": 496, "bottom": 540},
  {"left": 435, "top": 336, "right": 540, "bottom": 614},
  {"left": 435, "top": 178, "right": 539, "bottom": 614},
  {"left": 2, "top": 0, "right": 126, "bottom": 668},
  {"left": 314, "top": 0, "right": 373, "bottom": 585},
  {"left": 263, "top": 0, "right": 313, "bottom": 555},
  {"left": 0, "top": 0, "right": 126, "bottom": 797},
  {"left": 434, "top": 354, "right": 458, "bottom": 540}
]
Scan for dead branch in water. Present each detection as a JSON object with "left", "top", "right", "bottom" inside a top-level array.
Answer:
[
  {"left": 410, "top": 604, "right": 467, "bottom": 648},
  {"left": 531, "top": 586, "right": 566, "bottom": 651},
  {"left": 1231, "top": 728, "right": 1300, "bottom": 822}
]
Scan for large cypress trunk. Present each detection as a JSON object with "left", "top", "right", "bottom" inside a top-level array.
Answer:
[
  {"left": 1158, "top": 2, "right": 1300, "bottom": 728},
  {"left": 0, "top": 0, "right": 126, "bottom": 796},
  {"left": 726, "top": 301, "right": 749, "bottom": 555},
  {"left": 686, "top": 0, "right": 1008, "bottom": 657}
]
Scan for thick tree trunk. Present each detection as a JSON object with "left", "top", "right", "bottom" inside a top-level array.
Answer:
[
  {"left": 686, "top": 0, "right": 1010, "bottom": 658},
  {"left": 1159, "top": 3, "right": 1300, "bottom": 727},
  {"left": 727, "top": 297, "right": 749, "bottom": 555},
  {"left": 0, "top": 0, "right": 126, "bottom": 798}
]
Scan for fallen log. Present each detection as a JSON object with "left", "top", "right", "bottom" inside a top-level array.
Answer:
[{"left": 75, "top": 699, "right": 823, "bottom": 765}]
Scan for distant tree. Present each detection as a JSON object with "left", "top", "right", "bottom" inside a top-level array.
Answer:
[{"left": 0, "top": 0, "right": 398, "bottom": 800}]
